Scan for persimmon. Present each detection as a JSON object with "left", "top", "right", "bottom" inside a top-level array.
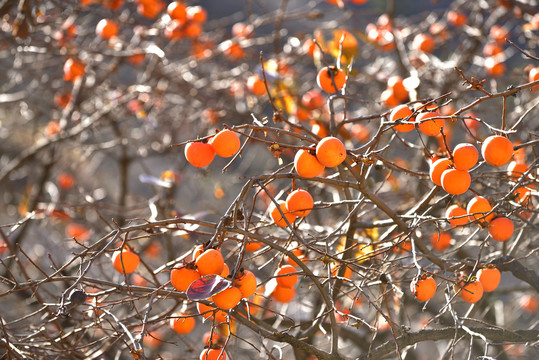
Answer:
[
  {"left": 137, "top": 0, "right": 165, "bottom": 19},
  {"left": 96, "top": 19, "right": 119, "bottom": 40},
  {"left": 459, "top": 280, "right": 483, "bottom": 303},
  {"left": 387, "top": 76, "right": 408, "bottom": 102},
  {"left": 389, "top": 104, "right": 415, "bottom": 132},
  {"left": 412, "top": 33, "right": 435, "bottom": 53},
  {"left": 244, "top": 240, "right": 262, "bottom": 252},
  {"left": 316, "top": 136, "right": 346, "bottom": 167},
  {"left": 301, "top": 89, "right": 325, "bottom": 110},
  {"left": 488, "top": 216, "right": 514, "bottom": 242},
  {"left": 485, "top": 57, "right": 506, "bottom": 77},
  {"left": 200, "top": 348, "right": 226, "bottom": 360},
  {"left": 54, "top": 91, "right": 72, "bottom": 108},
  {"left": 63, "top": 58, "right": 86, "bottom": 82},
  {"left": 506, "top": 161, "right": 528, "bottom": 180},
  {"left": 410, "top": 276, "right": 436, "bottom": 301},
  {"left": 452, "top": 143, "right": 479, "bottom": 171},
  {"left": 380, "top": 89, "right": 399, "bottom": 107},
  {"left": 165, "top": 20, "right": 185, "bottom": 40},
  {"left": 212, "top": 286, "right": 242, "bottom": 310},
  {"left": 66, "top": 223, "right": 91, "bottom": 242},
  {"left": 441, "top": 168, "right": 471, "bottom": 195},
  {"left": 467, "top": 196, "right": 494, "bottom": 223},
  {"left": 416, "top": 111, "right": 445, "bottom": 136},
  {"left": 197, "top": 302, "right": 216, "bottom": 319},
  {"left": 167, "top": 1, "right": 187, "bottom": 21},
  {"left": 187, "top": 6, "right": 207, "bottom": 23},
  {"left": 272, "top": 285, "right": 296, "bottom": 303},
  {"left": 184, "top": 21, "right": 203, "bottom": 39},
  {"left": 246, "top": 75, "right": 266, "bottom": 96},
  {"left": 233, "top": 269, "right": 257, "bottom": 298},
  {"left": 316, "top": 66, "right": 346, "bottom": 93},
  {"left": 185, "top": 141, "right": 215, "bottom": 167},
  {"left": 103, "top": 0, "right": 123, "bottom": 10},
  {"left": 210, "top": 129, "right": 240, "bottom": 158},
  {"left": 57, "top": 173, "right": 75, "bottom": 190},
  {"left": 170, "top": 313, "right": 196, "bottom": 335},
  {"left": 275, "top": 265, "right": 298, "bottom": 288},
  {"left": 220, "top": 263, "right": 230, "bottom": 278},
  {"left": 269, "top": 200, "right": 296, "bottom": 227},
  {"left": 445, "top": 204, "right": 468, "bottom": 227},
  {"left": 203, "top": 331, "right": 224, "bottom": 346},
  {"left": 195, "top": 249, "right": 225, "bottom": 276},
  {"left": 447, "top": 11, "right": 467, "bottom": 27},
  {"left": 171, "top": 265, "right": 201, "bottom": 292},
  {"left": 112, "top": 248, "right": 140, "bottom": 274},
  {"left": 430, "top": 231, "right": 451, "bottom": 251},
  {"left": 429, "top": 158, "right": 452, "bottom": 186},
  {"left": 286, "top": 188, "right": 314, "bottom": 217},
  {"left": 232, "top": 22, "right": 254, "bottom": 39},
  {"left": 222, "top": 41, "right": 244, "bottom": 61},
  {"left": 311, "top": 121, "right": 329, "bottom": 138},
  {"left": 529, "top": 67, "right": 539, "bottom": 90},
  {"left": 481, "top": 135, "right": 513, "bottom": 167},
  {"left": 520, "top": 294, "right": 539, "bottom": 313},
  {"left": 483, "top": 42, "right": 503, "bottom": 57},
  {"left": 294, "top": 149, "right": 325, "bottom": 178},
  {"left": 477, "top": 267, "right": 501, "bottom": 292},
  {"left": 192, "top": 244, "right": 204, "bottom": 260},
  {"left": 489, "top": 25, "right": 509, "bottom": 44}
]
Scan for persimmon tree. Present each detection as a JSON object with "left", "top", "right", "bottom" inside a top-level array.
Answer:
[{"left": 0, "top": 0, "right": 538, "bottom": 359}]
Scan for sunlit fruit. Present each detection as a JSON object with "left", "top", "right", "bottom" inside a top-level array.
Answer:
[
  {"left": 430, "top": 232, "right": 451, "bottom": 251},
  {"left": 467, "top": 196, "right": 494, "bottom": 224},
  {"left": 294, "top": 149, "right": 325, "bottom": 178},
  {"left": 316, "top": 66, "right": 346, "bottom": 93},
  {"left": 452, "top": 143, "right": 479, "bottom": 171},
  {"left": 387, "top": 76, "right": 409, "bottom": 102},
  {"left": 441, "top": 168, "right": 471, "bottom": 195},
  {"left": 429, "top": 158, "right": 452, "bottom": 186},
  {"left": 195, "top": 249, "right": 225, "bottom": 276},
  {"left": 485, "top": 57, "right": 506, "bottom": 77},
  {"left": 170, "top": 313, "right": 196, "bottom": 334},
  {"left": 167, "top": 1, "right": 187, "bottom": 21},
  {"left": 477, "top": 267, "right": 501, "bottom": 292},
  {"left": 112, "top": 248, "right": 140, "bottom": 274},
  {"left": 389, "top": 104, "right": 415, "bottom": 132},
  {"left": 459, "top": 280, "right": 483, "bottom": 303},
  {"left": 96, "top": 19, "right": 119, "bottom": 40},
  {"left": 63, "top": 58, "right": 86, "bottom": 82},
  {"left": 286, "top": 189, "right": 314, "bottom": 217},
  {"left": 246, "top": 74, "right": 266, "bottom": 96},
  {"left": 316, "top": 136, "right": 347, "bottom": 167},
  {"left": 412, "top": 33, "right": 435, "bottom": 53},
  {"left": 481, "top": 135, "right": 513, "bottom": 167},
  {"left": 272, "top": 285, "right": 296, "bottom": 303},
  {"left": 488, "top": 216, "right": 514, "bottom": 242},
  {"left": 210, "top": 129, "right": 241, "bottom": 158},
  {"left": 416, "top": 111, "right": 445, "bottom": 136},
  {"left": 506, "top": 161, "right": 528, "bottom": 180},
  {"left": 269, "top": 201, "right": 296, "bottom": 227},
  {"left": 445, "top": 204, "right": 468, "bottom": 227},
  {"left": 233, "top": 269, "right": 257, "bottom": 298},
  {"left": 410, "top": 276, "right": 436, "bottom": 301},
  {"left": 275, "top": 265, "right": 298, "bottom": 288},
  {"left": 185, "top": 141, "right": 215, "bottom": 167},
  {"left": 200, "top": 347, "right": 227, "bottom": 360},
  {"left": 171, "top": 265, "right": 201, "bottom": 292},
  {"left": 447, "top": 11, "right": 467, "bottom": 27},
  {"left": 212, "top": 286, "right": 242, "bottom": 310}
]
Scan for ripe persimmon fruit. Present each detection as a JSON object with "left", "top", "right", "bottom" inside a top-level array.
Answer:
[
  {"left": 272, "top": 285, "right": 296, "bottom": 303},
  {"left": 196, "top": 302, "right": 216, "bottom": 319},
  {"left": 66, "top": 223, "right": 91, "bottom": 242},
  {"left": 112, "top": 248, "right": 140, "bottom": 274},
  {"left": 220, "top": 263, "right": 230, "bottom": 278},
  {"left": 412, "top": 33, "right": 435, "bottom": 53},
  {"left": 246, "top": 75, "right": 266, "bottom": 96},
  {"left": 195, "top": 249, "right": 225, "bottom": 276},
  {"left": 200, "top": 347, "right": 226, "bottom": 360},
  {"left": 294, "top": 149, "right": 325, "bottom": 178},
  {"left": 212, "top": 286, "right": 242, "bottom": 310},
  {"left": 170, "top": 313, "right": 196, "bottom": 334},
  {"left": 286, "top": 188, "right": 314, "bottom": 217},
  {"left": 410, "top": 276, "right": 436, "bottom": 301},
  {"left": 316, "top": 66, "right": 346, "bottom": 93},
  {"left": 459, "top": 280, "right": 483, "bottom": 303},
  {"left": 171, "top": 265, "right": 201, "bottom": 292},
  {"left": 485, "top": 57, "right": 506, "bottom": 77},
  {"left": 481, "top": 135, "right": 513, "bottom": 167},
  {"left": 389, "top": 104, "right": 415, "bottom": 132},
  {"left": 96, "top": 19, "right": 119, "bottom": 40},
  {"left": 387, "top": 76, "right": 408, "bottom": 102},
  {"left": 445, "top": 204, "right": 468, "bottom": 227},
  {"left": 467, "top": 196, "right": 494, "bottom": 224},
  {"left": 275, "top": 265, "right": 298, "bottom": 288},
  {"left": 233, "top": 269, "right": 257, "bottom": 298},
  {"left": 447, "top": 11, "right": 467, "bottom": 27},
  {"left": 441, "top": 168, "right": 471, "bottom": 195},
  {"left": 210, "top": 129, "right": 240, "bottom": 158},
  {"left": 301, "top": 89, "right": 325, "bottom": 110},
  {"left": 185, "top": 141, "right": 215, "bottom": 167},
  {"left": 380, "top": 89, "right": 399, "bottom": 107},
  {"left": 187, "top": 5, "right": 207, "bottom": 23},
  {"left": 269, "top": 200, "right": 296, "bottom": 227},
  {"left": 167, "top": 1, "right": 187, "bottom": 21},
  {"left": 63, "top": 58, "right": 86, "bottom": 82},
  {"left": 416, "top": 111, "right": 445, "bottom": 136},
  {"left": 316, "top": 136, "right": 347, "bottom": 167},
  {"left": 430, "top": 231, "right": 451, "bottom": 251},
  {"left": 429, "top": 158, "right": 452, "bottom": 186},
  {"left": 488, "top": 216, "right": 514, "bottom": 242},
  {"left": 477, "top": 267, "right": 501, "bottom": 292},
  {"left": 506, "top": 161, "right": 528, "bottom": 180},
  {"left": 452, "top": 143, "right": 479, "bottom": 171}
]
